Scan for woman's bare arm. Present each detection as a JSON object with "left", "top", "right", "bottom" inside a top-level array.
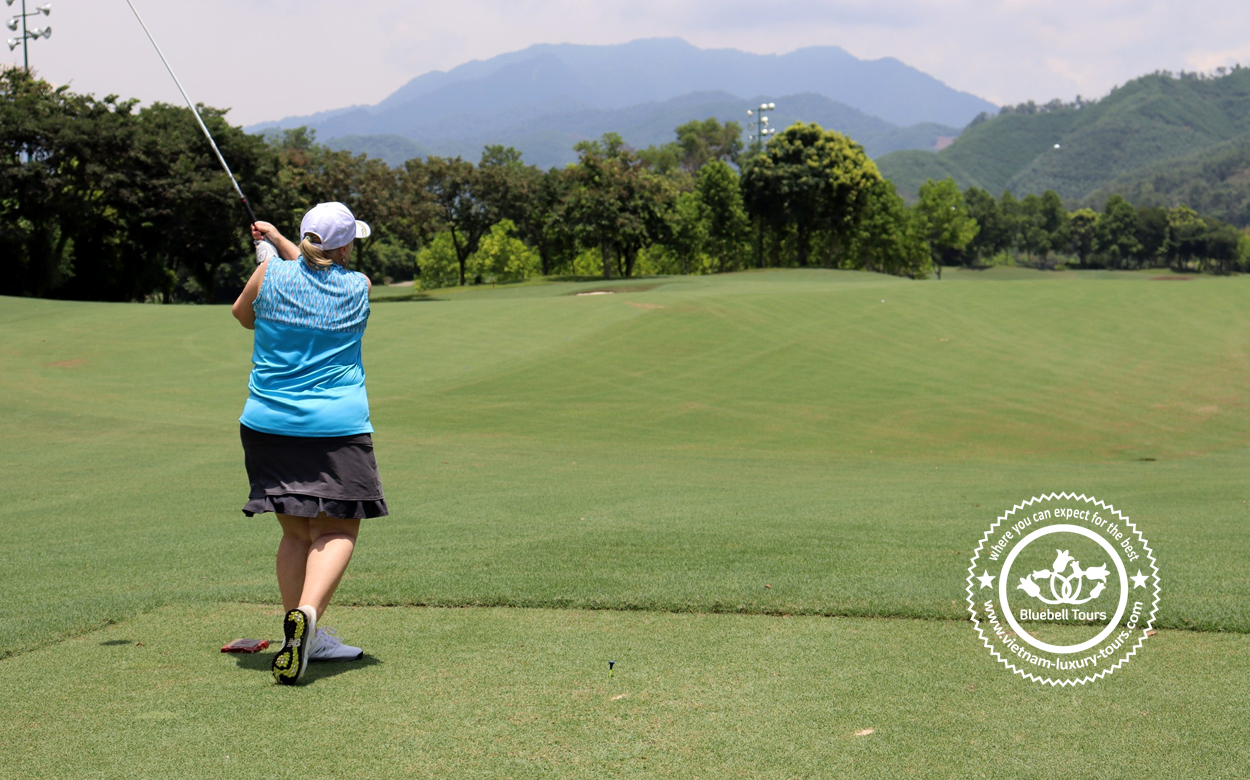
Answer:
[
  {"left": 252, "top": 221, "right": 300, "bottom": 261},
  {"left": 232, "top": 260, "right": 268, "bottom": 329}
]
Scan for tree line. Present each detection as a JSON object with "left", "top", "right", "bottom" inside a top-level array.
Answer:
[
  {"left": 952, "top": 187, "right": 1250, "bottom": 275},
  {"left": 3, "top": 68, "right": 1246, "bottom": 303}
]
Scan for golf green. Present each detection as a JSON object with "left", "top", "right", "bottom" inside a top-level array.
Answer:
[{"left": 2, "top": 268, "right": 1248, "bottom": 775}]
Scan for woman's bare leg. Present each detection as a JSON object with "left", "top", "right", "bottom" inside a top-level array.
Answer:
[
  {"left": 301, "top": 515, "right": 360, "bottom": 618},
  {"left": 276, "top": 515, "right": 313, "bottom": 612},
  {"left": 275, "top": 513, "right": 360, "bottom": 618}
]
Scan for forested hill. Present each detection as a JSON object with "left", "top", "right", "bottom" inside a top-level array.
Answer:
[
  {"left": 877, "top": 67, "right": 1250, "bottom": 221},
  {"left": 1088, "top": 130, "right": 1250, "bottom": 228}
]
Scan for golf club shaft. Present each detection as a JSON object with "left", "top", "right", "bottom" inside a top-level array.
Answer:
[{"left": 124, "top": 0, "right": 259, "bottom": 228}]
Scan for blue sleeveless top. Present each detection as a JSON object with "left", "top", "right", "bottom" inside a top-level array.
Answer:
[{"left": 239, "top": 258, "right": 373, "bottom": 437}]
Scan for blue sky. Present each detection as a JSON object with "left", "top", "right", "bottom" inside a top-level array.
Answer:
[{"left": 10, "top": 0, "right": 1250, "bottom": 126}]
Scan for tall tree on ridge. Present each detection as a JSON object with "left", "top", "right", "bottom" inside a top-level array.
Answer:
[
  {"left": 740, "top": 122, "right": 881, "bottom": 269},
  {"left": 565, "top": 133, "right": 674, "bottom": 279}
]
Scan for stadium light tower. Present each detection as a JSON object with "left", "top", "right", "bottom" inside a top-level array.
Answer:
[
  {"left": 745, "top": 100, "right": 777, "bottom": 269},
  {"left": 6, "top": 1, "right": 52, "bottom": 73},
  {"left": 746, "top": 101, "right": 777, "bottom": 157}
]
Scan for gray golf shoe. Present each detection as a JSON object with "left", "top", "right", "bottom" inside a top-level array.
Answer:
[{"left": 307, "top": 627, "right": 363, "bottom": 662}]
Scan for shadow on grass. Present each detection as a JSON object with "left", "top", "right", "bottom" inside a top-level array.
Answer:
[
  {"left": 231, "top": 650, "right": 382, "bottom": 684},
  {"left": 100, "top": 639, "right": 133, "bottom": 646},
  {"left": 369, "top": 293, "right": 446, "bottom": 304}
]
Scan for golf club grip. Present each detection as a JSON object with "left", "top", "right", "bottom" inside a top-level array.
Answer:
[{"left": 241, "top": 197, "right": 259, "bottom": 227}]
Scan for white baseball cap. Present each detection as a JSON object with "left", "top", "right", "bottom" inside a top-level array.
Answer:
[{"left": 300, "top": 202, "right": 372, "bottom": 251}]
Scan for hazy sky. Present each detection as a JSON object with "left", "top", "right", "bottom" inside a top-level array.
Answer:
[{"left": 9, "top": 0, "right": 1250, "bottom": 126}]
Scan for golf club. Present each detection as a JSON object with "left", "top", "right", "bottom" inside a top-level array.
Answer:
[{"left": 124, "top": 0, "right": 259, "bottom": 230}]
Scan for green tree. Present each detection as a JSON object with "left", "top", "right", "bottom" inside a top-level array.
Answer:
[
  {"left": 740, "top": 122, "right": 881, "bottom": 268},
  {"left": 1068, "top": 208, "right": 1100, "bottom": 267},
  {"left": 844, "top": 178, "right": 931, "bottom": 278},
  {"left": 666, "top": 190, "right": 709, "bottom": 275},
  {"left": 695, "top": 160, "right": 750, "bottom": 272},
  {"left": 471, "top": 219, "right": 541, "bottom": 283},
  {"left": 476, "top": 146, "right": 575, "bottom": 275},
  {"left": 564, "top": 134, "right": 633, "bottom": 279},
  {"left": 414, "top": 231, "right": 461, "bottom": 290},
  {"left": 675, "top": 118, "right": 744, "bottom": 172},
  {"left": 133, "top": 101, "right": 276, "bottom": 302},
  {"left": 564, "top": 134, "right": 674, "bottom": 278},
  {"left": 638, "top": 118, "right": 744, "bottom": 176},
  {"left": 1012, "top": 191, "right": 1070, "bottom": 267},
  {"left": 998, "top": 190, "right": 1023, "bottom": 257},
  {"left": 421, "top": 156, "right": 491, "bottom": 286},
  {"left": 387, "top": 155, "right": 440, "bottom": 264},
  {"left": 963, "top": 187, "right": 1010, "bottom": 264},
  {"left": 530, "top": 167, "right": 578, "bottom": 275},
  {"left": 1164, "top": 205, "right": 1207, "bottom": 270},
  {"left": 1095, "top": 195, "right": 1142, "bottom": 268},
  {"left": 1135, "top": 206, "right": 1169, "bottom": 267},
  {"left": 914, "top": 178, "right": 979, "bottom": 277},
  {"left": 1202, "top": 219, "right": 1243, "bottom": 274},
  {"left": 1016, "top": 194, "right": 1051, "bottom": 262},
  {"left": 1038, "top": 190, "right": 1071, "bottom": 259},
  {"left": 366, "top": 237, "right": 419, "bottom": 283},
  {"left": 477, "top": 145, "right": 535, "bottom": 231},
  {"left": 635, "top": 142, "right": 685, "bottom": 176},
  {"left": 0, "top": 68, "right": 271, "bottom": 302}
]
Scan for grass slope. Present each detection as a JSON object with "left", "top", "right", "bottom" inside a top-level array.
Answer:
[
  {"left": 878, "top": 69, "right": 1250, "bottom": 202},
  {"left": 4, "top": 269, "right": 1250, "bottom": 774},
  {"left": 2, "top": 269, "right": 1250, "bottom": 655}
]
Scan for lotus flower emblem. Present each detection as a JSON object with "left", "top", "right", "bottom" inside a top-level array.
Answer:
[{"left": 1017, "top": 549, "right": 1109, "bottom": 605}]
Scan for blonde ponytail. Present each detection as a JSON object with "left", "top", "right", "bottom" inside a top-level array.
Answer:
[{"left": 299, "top": 236, "right": 336, "bottom": 271}]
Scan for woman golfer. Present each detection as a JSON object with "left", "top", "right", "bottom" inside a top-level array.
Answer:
[{"left": 232, "top": 202, "right": 386, "bottom": 685}]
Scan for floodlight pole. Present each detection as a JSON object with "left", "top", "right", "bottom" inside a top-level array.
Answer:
[
  {"left": 746, "top": 101, "right": 776, "bottom": 157},
  {"left": 745, "top": 101, "right": 776, "bottom": 268},
  {"left": 745, "top": 101, "right": 775, "bottom": 266},
  {"left": 7, "top": 0, "right": 52, "bottom": 73},
  {"left": 753, "top": 108, "right": 763, "bottom": 156}
]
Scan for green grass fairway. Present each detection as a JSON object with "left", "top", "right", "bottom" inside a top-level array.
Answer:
[{"left": 3, "top": 268, "right": 1249, "bottom": 775}]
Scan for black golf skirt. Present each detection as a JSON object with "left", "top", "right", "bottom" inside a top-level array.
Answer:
[{"left": 240, "top": 424, "right": 389, "bottom": 519}]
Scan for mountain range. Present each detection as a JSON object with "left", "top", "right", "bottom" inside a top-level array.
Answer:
[
  {"left": 317, "top": 91, "right": 963, "bottom": 169},
  {"left": 250, "top": 38, "right": 995, "bottom": 169},
  {"left": 249, "top": 38, "right": 1250, "bottom": 225}
]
